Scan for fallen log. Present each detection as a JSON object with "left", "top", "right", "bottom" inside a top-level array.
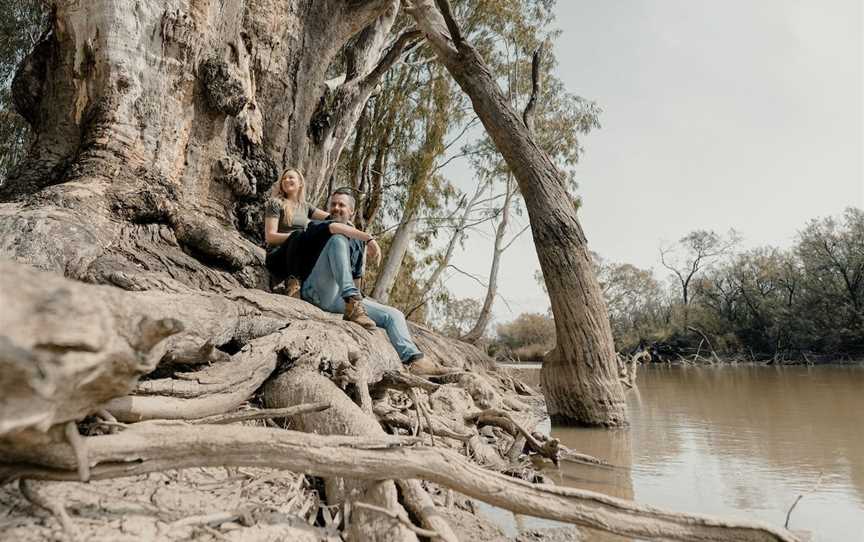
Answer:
[{"left": 0, "top": 423, "right": 799, "bottom": 542}]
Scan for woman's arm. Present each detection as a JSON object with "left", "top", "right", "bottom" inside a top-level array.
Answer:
[{"left": 264, "top": 216, "right": 293, "bottom": 246}]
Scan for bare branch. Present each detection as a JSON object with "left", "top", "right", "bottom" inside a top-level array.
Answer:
[
  {"left": 502, "top": 224, "right": 531, "bottom": 252},
  {"left": 442, "top": 116, "right": 480, "bottom": 152},
  {"left": 522, "top": 43, "right": 545, "bottom": 133},
  {"left": 360, "top": 29, "right": 423, "bottom": 94},
  {"left": 446, "top": 264, "right": 488, "bottom": 288},
  {"left": 433, "top": 0, "right": 464, "bottom": 46}
]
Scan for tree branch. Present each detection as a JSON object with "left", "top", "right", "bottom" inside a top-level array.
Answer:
[
  {"left": 433, "top": 0, "right": 463, "bottom": 46},
  {"left": 502, "top": 223, "right": 531, "bottom": 252},
  {"left": 1, "top": 423, "right": 798, "bottom": 542},
  {"left": 522, "top": 43, "right": 545, "bottom": 133},
  {"left": 359, "top": 29, "right": 423, "bottom": 94}
]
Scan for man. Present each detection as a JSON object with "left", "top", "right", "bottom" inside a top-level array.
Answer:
[{"left": 301, "top": 189, "right": 447, "bottom": 376}]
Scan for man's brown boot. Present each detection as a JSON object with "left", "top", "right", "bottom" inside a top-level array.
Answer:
[
  {"left": 406, "top": 354, "right": 451, "bottom": 376},
  {"left": 343, "top": 296, "right": 376, "bottom": 330}
]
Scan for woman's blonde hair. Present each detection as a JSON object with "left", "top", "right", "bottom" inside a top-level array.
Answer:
[{"left": 271, "top": 168, "right": 306, "bottom": 223}]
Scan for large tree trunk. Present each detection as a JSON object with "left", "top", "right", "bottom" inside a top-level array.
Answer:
[
  {"left": 0, "top": 2, "right": 427, "bottom": 538},
  {"left": 407, "top": 0, "right": 627, "bottom": 425},
  {"left": 0, "top": 0, "right": 400, "bottom": 291}
]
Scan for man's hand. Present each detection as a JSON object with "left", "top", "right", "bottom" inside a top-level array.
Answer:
[{"left": 367, "top": 239, "right": 382, "bottom": 266}]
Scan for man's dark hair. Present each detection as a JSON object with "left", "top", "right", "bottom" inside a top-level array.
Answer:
[{"left": 329, "top": 187, "right": 356, "bottom": 210}]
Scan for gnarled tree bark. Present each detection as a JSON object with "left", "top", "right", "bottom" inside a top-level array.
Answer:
[{"left": 0, "top": 0, "right": 401, "bottom": 292}]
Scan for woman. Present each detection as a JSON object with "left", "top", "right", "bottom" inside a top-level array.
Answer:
[{"left": 263, "top": 169, "right": 328, "bottom": 296}]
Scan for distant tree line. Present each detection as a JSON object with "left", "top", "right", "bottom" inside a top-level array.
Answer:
[{"left": 492, "top": 208, "right": 864, "bottom": 362}]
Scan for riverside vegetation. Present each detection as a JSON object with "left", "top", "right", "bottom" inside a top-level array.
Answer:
[{"left": 492, "top": 209, "right": 863, "bottom": 364}]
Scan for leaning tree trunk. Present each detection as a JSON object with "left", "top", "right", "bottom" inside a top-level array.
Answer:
[{"left": 407, "top": 0, "right": 626, "bottom": 425}]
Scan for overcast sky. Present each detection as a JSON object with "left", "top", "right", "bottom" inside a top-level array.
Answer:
[{"left": 439, "top": 0, "right": 863, "bottom": 325}]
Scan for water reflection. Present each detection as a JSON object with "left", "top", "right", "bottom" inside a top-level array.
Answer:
[{"left": 547, "top": 365, "right": 864, "bottom": 542}]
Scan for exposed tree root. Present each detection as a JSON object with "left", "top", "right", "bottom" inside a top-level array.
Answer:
[
  {"left": 0, "top": 261, "right": 801, "bottom": 541},
  {"left": 374, "top": 370, "right": 442, "bottom": 393},
  {"left": 63, "top": 421, "right": 89, "bottom": 483},
  {"left": 397, "top": 479, "right": 460, "bottom": 542},
  {"left": 18, "top": 480, "right": 80, "bottom": 541},
  {"left": 353, "top": 500, "right": 439, "bottom": 538},
  {"left": 466, "top": 408, "right": 560, "bottom": 463},
  {"left": 263, "top": 368, "right": 420, "bottom": 541},
  {"left": 105, "top": 333, "right": 283, "bottom": 422},
  {"left": 189, "top": 403, "right": 331, "bottom": 425},
  {"left": 376, "top": 408, "right": 473, "bottom": 442},
  {"left": 0, "top": 424, "right": 798, "bottom": 542}
]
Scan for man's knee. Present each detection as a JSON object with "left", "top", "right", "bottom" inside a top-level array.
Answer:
[
  {"left": 386, "top": 306, "right": 407, "bottom": 327},
  {"left": 325, "top": 234, "right": 350, "bottom": 251}
]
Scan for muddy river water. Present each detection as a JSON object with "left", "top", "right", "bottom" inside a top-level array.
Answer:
[{"left": 489, "top": 364, "right": 864, "bottom": 541}]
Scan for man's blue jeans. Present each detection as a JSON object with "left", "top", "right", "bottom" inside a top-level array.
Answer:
[{"left": 301, "top": 235, "right": 422, "bottom": 363}]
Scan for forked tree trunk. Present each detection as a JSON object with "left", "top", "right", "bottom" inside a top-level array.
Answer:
[{"left": 407, "top": 0, "right": 626, "bottom": 425}]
